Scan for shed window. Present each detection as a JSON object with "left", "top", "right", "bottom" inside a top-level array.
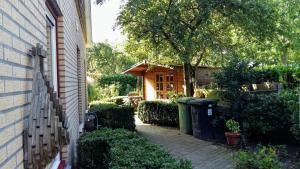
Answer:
[{"left": 155, "top": 72, "right": 176, "bottom": 99}]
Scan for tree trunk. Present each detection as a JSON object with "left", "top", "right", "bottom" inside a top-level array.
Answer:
[{"left": 183, "top": 63, "right": 194, "bottom": 97}]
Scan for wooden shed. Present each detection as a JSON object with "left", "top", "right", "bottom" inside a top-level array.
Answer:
[{"left": 123, "top": 61, "right": 218, "bottom": 100}]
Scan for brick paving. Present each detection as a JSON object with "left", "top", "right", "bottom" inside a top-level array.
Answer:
[{"left": 135, "top": 116, "right": 234, "bottom": 169}]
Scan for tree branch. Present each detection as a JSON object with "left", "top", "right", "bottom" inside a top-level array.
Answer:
[{"left": 161, "top": 29, "right": 181, "bottom": 53}]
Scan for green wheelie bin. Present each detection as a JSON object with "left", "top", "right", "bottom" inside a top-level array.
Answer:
[{"left": 177, "top": 97, "right": 195, "bottom": 135}]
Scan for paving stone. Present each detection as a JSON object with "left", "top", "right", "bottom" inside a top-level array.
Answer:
[{"left": 135, "top": 116, "right": 234, "bottom": 169}]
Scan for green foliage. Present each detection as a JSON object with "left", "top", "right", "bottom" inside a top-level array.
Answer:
[
  {"left": 194, "top": 88, "right": 220, "bottom": 99},
  {"left": 87, "top": 42, "right": 135, "bottom": 78},
  {"left": 214, "top": 57, "right": 259, "bottom": 113},
  {"left": 214, "top": 57, "right": 300, "bottom": 113},
  {"left": 138, "top": 101, "right": 179, "bottom": 127},
  {"left": 89, "top": 102, "right": 135, "bottom": 131},
  {"left": 279, "top": 89, "right": 300, "bottom": 141},
  {"left": 233, "top": 146, "right": 283, "bottom": 169},
  {"left": 242, "top": 94, "right": 293, "bottom": 139},
  {"left": 167, "top": 91, "right": 185, "bottom": 103},
  {"left": 118, "top": 0, "right": 279, "bottom": 96},
  {"left": 79, "top": 128, "right": 193, "bottom": 169},
  {"left": 98, "top": 74, "right": 137, "bottom": 96},
  {"left": 88, "top": 83, "right": 98, "bottom": 102},
  {"left": 77, "top": 137, "right": 110, "bottom": 169},
  {"left": 226, "top": 119, "right": 241, "bottom": 133}
]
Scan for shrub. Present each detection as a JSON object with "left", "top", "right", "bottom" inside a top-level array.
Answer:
[
  {"left": 138, "top": 101, "right": 179, "bottom": 127},
  {"left": 167, "top": 90, "right": 185, "bottom": 103},
  {"left": 226, "top": 119, "right": 240, "bottom": 133},
  {"left": 98, "top": 74, "right": 137, "bottom": 96},
  {"left": 214, "top": 57, "right": 259, "bottom": 114},
  {"left": 242, "top": 93, "right": 293, "bottom": 139},
  {"left": 88, "top": 83, "right": 99, "bottom": 102},
  {"left": 279, "top": 89, "right": 300, "bottom": 141},
  {"left": 214, "top": 57, "right": 299, "bottom": 115},
  {"left": 77, "top": 136, "right": 110, "bottom": 169},
  {"left": 78, "top": 128, "right": 193, "bottom": 169},
  {"left": 233, "top": 146, "right": 283, "bottom": 169},
  {"left": 89, "top": 101, "right": 135, "bottom": 131}
]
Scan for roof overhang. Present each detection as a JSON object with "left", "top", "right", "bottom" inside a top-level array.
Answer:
[
  {"left": 122, "top": 61, "right": 177, "bottom": 76},
  {"left": 123, "top": 60, "right": 219, "bottom": 76},
  {"left": 84, "top": 0, "right": 93, "bottom": 47},
  {"left": 122, "top": 61, "right": 149, "bottom": 76},
  {"left": 46, "top": 0, "right": 63, "bottom": 17}
]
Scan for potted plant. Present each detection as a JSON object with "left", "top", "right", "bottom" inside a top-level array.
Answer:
[{"left": 225, "top": 119, "right": 241, "bottom": 146}]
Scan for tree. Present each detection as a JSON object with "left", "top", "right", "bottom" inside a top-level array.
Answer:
[
  {"left": 272, "top": 0, "right": 300, "bottom": 65},
  {"left": 117, "top": 0, "right": 279, "bottom": 96},
  {"left": 87, "top": 42, "right": 134, "bottom": 78}
]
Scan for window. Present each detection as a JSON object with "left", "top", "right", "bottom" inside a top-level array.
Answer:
[
  {"left": 155, "top": 72, "right": 176, "bottom": 99},
  {"left": 166, "top": 73, "right": 174, "bottom": 91},
  {"left": 156, "top": 73, "right": 164, "bottom": 99},
  {"left": 46, "top": 8, "right": 58, "bottom": 92}
]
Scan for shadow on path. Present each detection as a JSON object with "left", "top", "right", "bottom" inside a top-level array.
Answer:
[{"left": 135, "top": 116, "right": 234, "bottom": 169}]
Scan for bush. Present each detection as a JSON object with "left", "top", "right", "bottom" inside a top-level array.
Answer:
[
  {"left": 98, "top": 74, "right": 137, "bottom": 96},
  {"left": 167, "top": 91, "right": 185, "bottom": 103},
  {"left": 256, "top": 65, "right": 300, "bottom": 89},
  {"left": 77, "top": 136, "right": 110, "bottom": 169},
  {"left": 242, "top": 93, "right": 293, "bottom": 140},
  {"left": 89, "top": 101, "right": 135, "bottom": 131},
  {"left": 214, "top": 57, "right": 300, "bottom": 142},
  {"left": 138, "top": 101, "right": 179, "bottom": 127},
  {"left": 88, "top": 83, "right": 99, "bottom": 102},
  {"left": 78, "top": 128, "right": 193, "bottom": 169},
  {"left": 214, "top": 57, "right": 299, "bottom": 115},
  {"left": 279, "top": 90, "right": 300, "bottom": 141},
  {"left": 233, "top": 146, "right": 283, "bottom": 169}
]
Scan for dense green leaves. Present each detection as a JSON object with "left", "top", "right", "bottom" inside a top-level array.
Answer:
[
  {"left": 79, "top": 128, "right": 193, "bottom": 169},
  {"left": 138, "top": 101, "right": 179, "bottom": 127},
  {"left": 117, "top": 0, "right": 281, "bottom": 96},
  {"left": 98, "top": 74, "right": 137, "bottom": 96},
  {"left": 87, "top": 43, "right": 135, "bottom": 78},
  {"left": 89, "top": 102, "right": 136, "bottom": 131},
  {"left": 233, "top": 146, "right": 283, "bottom": 169},
  {"left": 77, "top": 137, "right": 110, "bottom": 169},
  {"left": 242, "top": 93, "right": 293, "bottom": 139}
]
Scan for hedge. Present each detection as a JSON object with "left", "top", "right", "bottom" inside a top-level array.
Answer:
[
  {"left": 77, "top": 136, "right": 110, "bottom": 169},
  {"left": 138, "top": 101, "right": 179, "bottom": 127},
  {"left": 89, "top": 101, "right": 135, "bottom": 131},
  {"left": 98, "top": 74, "right": 137, "bottom": 96},
  {"left": 242, "top": 93, "right": 293, "bottom": 140},
  {"left": 77, "top": 128, "right": 193, "bottom": 169}
]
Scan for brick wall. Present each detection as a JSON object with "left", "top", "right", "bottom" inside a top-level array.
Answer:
[
  {"left": 0, "top": 0, "right": 88, "bottom": 168},
  {"left": 56, "top": 0, "right": 87, "bottom": 166}
]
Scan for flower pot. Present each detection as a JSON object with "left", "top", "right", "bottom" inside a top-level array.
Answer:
[{"left": 225, "top": 132, "right": 240, "bottom": 146}]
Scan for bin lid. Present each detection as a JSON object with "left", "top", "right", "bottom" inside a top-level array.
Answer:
[
  {"left": 177, "top": 97, "right": 195, "bottom": 103},
  {"left": 188, "top": 99, "right": 217, "bottom": 106}
]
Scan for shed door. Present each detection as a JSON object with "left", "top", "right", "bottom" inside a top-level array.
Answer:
[{"left": 155, "top": 72, "right": 175, "bottom": 99}]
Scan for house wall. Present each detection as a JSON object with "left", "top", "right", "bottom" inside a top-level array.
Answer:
[
  {"left": 56, "top": 0, "right": 87, "bottom": 165},
  {"left": 143, "top": 67, "right": 184, "bottom": 100},
  {"left": 0, "top": 0, "right": 87, "bottom": 168}
]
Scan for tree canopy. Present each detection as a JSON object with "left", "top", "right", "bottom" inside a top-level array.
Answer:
[
  {"left": 87, "top": 42, "right": 135, "bottom": 78},
  {"left": 117, "top": 0, "right": 281, "bottom": 96}
]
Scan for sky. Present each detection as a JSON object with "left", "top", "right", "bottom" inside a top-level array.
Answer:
[{"left": 91, "top": 0, "right": 127, "bottom": 45}]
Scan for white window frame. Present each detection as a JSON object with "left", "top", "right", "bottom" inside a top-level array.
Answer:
[{"left": 46, "top": 8, "right": 58, "bottom": 92}]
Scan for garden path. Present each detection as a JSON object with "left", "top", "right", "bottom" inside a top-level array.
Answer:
[{"left": 135, "top": 116, "right": 234, "bottom": 169}]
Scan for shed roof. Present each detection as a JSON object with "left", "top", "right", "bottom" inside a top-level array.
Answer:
[
  {"left": 122, "top": 60, "right": 176, "bottom": 76},
  {"left": 123, "top": 60, "right": 218, "bottom": 76}
]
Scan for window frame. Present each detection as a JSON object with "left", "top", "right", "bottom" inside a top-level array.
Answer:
[{"left": 46, "top": 7, "right": 58, "bottom": 92}]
